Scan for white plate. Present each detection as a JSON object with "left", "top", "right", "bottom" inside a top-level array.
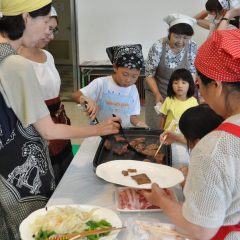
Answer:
[
  {"left": 96, "top": 160, "right": 184, "bottom": 189},
  {"left": 19, "top": 204, "right": 122, "bottom": 240}
]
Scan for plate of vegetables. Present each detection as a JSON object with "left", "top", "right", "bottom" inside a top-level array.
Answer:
[{"left": 19, "top": 204, "right": 122, "bottom": 240}]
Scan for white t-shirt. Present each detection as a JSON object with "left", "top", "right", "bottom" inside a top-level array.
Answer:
[
  {"left": 183, "top": 114, "right": 240, "bottom": 240},
  {"left": 80, "top": 75, "right": 140, "bottom": 127},
  {"left": 28, "top": 50, "right": 61, "bottom": 100}
]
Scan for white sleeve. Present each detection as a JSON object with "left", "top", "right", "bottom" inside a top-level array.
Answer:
[
  {"left": 80, "top": 77, "right": 103, "bottom": 101},
  {"left": 182, "top": 133, "right": 232, "bottom": 228}
]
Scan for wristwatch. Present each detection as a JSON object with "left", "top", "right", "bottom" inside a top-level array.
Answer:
[{"left": 220, "top": 17, "right": 230, "bottom": 22}]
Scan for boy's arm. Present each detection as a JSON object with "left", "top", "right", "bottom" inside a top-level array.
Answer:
[
  {"left": 72, "top": 90, "right": 86, "bottom": 104},
  {"left": 72, "top": 90, "right": 98, "bottom": 120}
]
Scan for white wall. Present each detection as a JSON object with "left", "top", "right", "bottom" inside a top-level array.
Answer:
[{"left": 76, "top": 0, "right": 209, "bottom": 63}]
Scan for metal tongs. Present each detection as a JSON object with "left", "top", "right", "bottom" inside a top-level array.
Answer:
[
  {"left": 83, "top": 100, "right": 99, "bottom": 125},
  {"left": 112, "top": 114, "right": 146, "bottom": 157}
]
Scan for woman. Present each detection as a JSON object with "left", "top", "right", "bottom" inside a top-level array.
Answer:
[
  {"left": 18, "top": 7, "right": 73, "bottom": 185},
  {"left": 143, "top": 29, "right": 240, "bottom": 239},
  {"left": 218, "top": 6, "right": 240, "bottom": 29},
  {"left": 194, "top": 0, "right": 239, "bottom": 37},
  {"left": 145, "top": 13, "right": 197, "bottom": 129},
  {"left": 0, "top": 1, "right": 120, "bottom": 239}
]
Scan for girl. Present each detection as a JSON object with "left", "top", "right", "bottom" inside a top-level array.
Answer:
[
  {"left": 145, "top": 13, "right": 197, "bottom": 129},
  {"left": 72, "top": 44, "right": 148, "bottom": 128},
  {"left": 159, "top": 68, "right": 198, "bottom": 167}
]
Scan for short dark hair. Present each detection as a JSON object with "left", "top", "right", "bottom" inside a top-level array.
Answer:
[
  {"left": 169, "top": 23, "right": 194, "bottom": 37},
  {"left": 197, "top": 69, "right": 240, "bottom": 96},
  {"left": 205, "top": 0, "right": 223, "bottom": 13},
  {"left": 196, "top": 70, "right": 214, "bottom": 86},
  {"left": 0, "top": 3, "right": 51, "bottom": 40},
  {"left": 167, "top": 68, "right": 195, "bottom": 98},
  {"left": 179, "top": 104, "right": 223, "bottom": 146}
]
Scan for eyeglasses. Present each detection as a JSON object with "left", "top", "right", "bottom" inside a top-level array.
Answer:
[{"left": 49, "top": 27, "right": 59, "bottom": 35}]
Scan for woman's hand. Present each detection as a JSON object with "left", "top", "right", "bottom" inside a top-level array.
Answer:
[
  {"left": 155, "top": 93, "right": 163, "bottom": 104},
  {"left": 218, "top": 7, "right": 240, "bottom": 30},
  {"left": 95, "top": 116, "right": 120, "bottom": 136},
  {"left": 142, "top": 183, "right": 176, "bottom": 208}
]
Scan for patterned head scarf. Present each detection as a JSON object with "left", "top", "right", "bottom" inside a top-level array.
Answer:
[
  {"left": 106, "top": 44, "right": 144, "bottom": 69},
  {"left": 195, "top": 29, "right": 240, "bottom": 82},
  {"left": 0, "top": 0, "right": 51, "bottom": 16}
]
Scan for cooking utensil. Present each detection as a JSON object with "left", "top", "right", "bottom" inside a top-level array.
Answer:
[
  {"left": 140, "top": 223, "right": 193, "bottom": 239},
  {"left": 154, "top": 135, "right": 167, "bottom": 157},
  {"left": 154, "top": 120, "right": 176, "bottom": 157},
  {"left": 84, "top": 100, "right": 99, "bottom": 124},
  {"left": 48, "top": 226, "right": 125, "bottom": 240},
  {"left": 112, "top": 114, "right": 146, "bottom": 157},
  {"left": 93, "top": 128, "right": 172, "bottom": 169}
]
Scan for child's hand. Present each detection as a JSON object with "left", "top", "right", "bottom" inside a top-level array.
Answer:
[
  {"left": 160, "top": 131, "right": 185, "bottom": 145},
  {"left": 179, "top": 166, "right": 188, "bottom": 188},
  {"left": 84, "top": 97, "right": 98, "bottom": 119},
  {"left": 160, "top": 131, "right": 175, "bottom": 145},
  {"left": 136, "top": 121, "right": 149, "bottom": 128}
]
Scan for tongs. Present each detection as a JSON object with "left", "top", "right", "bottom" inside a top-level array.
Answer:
[
  {"left": 83, "top": 101, "right": 109, "bottom": 141},
  {"left": 48, "top": 226, "right": 125, "bottom": 240},
  {"left": 112, "top": 114, "right": 146, "bottom": 157},
  {"left": 83, "top": 100, "right": 99, "bottom": 125}
]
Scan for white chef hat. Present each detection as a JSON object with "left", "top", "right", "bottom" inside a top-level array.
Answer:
[
  {"left": 163, "top": 13, "right": 197, "bottom": 28},
  {"left": 50, "top": 6, "right": 57, "bottom": 17}
]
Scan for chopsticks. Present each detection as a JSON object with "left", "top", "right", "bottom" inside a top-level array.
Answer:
[
  {"left": 154, "top": 135, "right": 167, "bottom": 157},
  {"left": 154, "top": 120, "right": 176, "bottom": 157},
  {"left": 140, "top": 223, "right": 194, "bottom": 239},
  {"left": 48, "top": 226, "right": 125, "bottom": 240}
]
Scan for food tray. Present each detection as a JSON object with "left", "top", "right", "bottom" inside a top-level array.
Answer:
[
  {"left": 93, "top": 128, "right": 172, "bottom": 169},
  {"left": 115, "top": 187, "right": 162, "bottom": 212}
]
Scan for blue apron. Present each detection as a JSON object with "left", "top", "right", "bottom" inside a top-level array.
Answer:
[{"left": 98, "top": 78, "right": 136, "bottom": 127}]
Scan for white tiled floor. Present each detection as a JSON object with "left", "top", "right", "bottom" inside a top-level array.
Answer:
[{"left": 63, "top": 101, "right": 146, "bottom": 145}]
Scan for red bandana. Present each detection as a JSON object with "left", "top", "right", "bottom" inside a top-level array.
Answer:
[{"left": 195, "top": 29, "right": 240, "bottom": 82}]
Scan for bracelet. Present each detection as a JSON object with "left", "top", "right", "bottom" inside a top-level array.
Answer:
[{"left": 220, "top": 17, "right": 230, "bottom": 22}]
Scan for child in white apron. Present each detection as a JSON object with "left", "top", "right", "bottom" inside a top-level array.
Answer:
[{"left": 73, "top": 44, "right": 147, "bottom": 128}]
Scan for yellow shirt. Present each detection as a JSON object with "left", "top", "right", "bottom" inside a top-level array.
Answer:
[{"left": 160, "top": 96, "right": 198, "bottom": 132}]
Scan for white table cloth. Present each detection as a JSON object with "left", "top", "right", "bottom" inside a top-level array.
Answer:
[{"left": 47, "top": 136, "right": 183, "bottom": 239}]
